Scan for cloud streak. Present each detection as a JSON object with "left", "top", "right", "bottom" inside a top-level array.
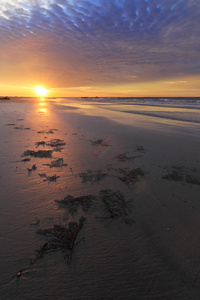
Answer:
[{"left": 0, "top": 0, "right": 200, "bottom": 93}]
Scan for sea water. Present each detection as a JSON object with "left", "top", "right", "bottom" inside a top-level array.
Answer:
[{"left": 56, "top": 96, "right": 200, "bottom": 123}]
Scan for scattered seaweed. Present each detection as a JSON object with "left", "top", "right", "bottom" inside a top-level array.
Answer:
[
  {"left": 116, "top": 152, "right": 139, "bottom": 162},
  {"left": 35, "top": 140, "right": 65, "bottom": 152},
  {"left": 52, "top": 146, "right": 65, "bottom": 152},
  {"left": 162, "top": 166, "right": 200, "bottom": 185},
  {"left": 27, "top": 164, "right": 37, "bottom": 172},
  {"left": 99, "top": 189, "right": 132, "bottom": 220},
  {"left": 136, "top": 145, "right": 145, "bottom": 153},
  {"left": 185, "top": 174, "right": 200, "bottom": 185},
  {"left": 38, "top": 173, "right": 47, "bottom": 177},
  {"left": 162, "top": 171, "right": 183, "bottom": 181},
  {"left": 23, "top": 149, "right": 53, "bottom": 158},
  {"left": 55, "top": 189, "right": 134, "bottom": 224},
  {"left": 46, "top": 139, "right": 66, "bottom": 147},
  {"left": 117, "top": 167, "right": 145, "bottom": 185},
  {"left": 35, "top": 141, "right": 46, "bottom": 148},
  {"left": 43, "top": 158, "right": 68, "bottom": 168},
  {"left": 37, "top": 129, "right": 58, "bottom": 134},
  {"left": 14, "top": 125, "right": 23, "bottom": 130},
  {"left": 26, "top": 187, "right": 134, "bottom": 269},
  {"left": 21, "top": 158, "right": 31, "bottom": 162},
  {"left": 43, "top": 174, "right": 60, "bottom": 182},
  {"left": 90, "top": 138, "right": 112, "bottom": 147},
  {"left": 36, "top": 217, "right": 85, "bottom": 264},
  {"left": 14, "top": 125, "right": 30, "bottom": 130},
  {"left": 79, "top": 169, "right": 107, "bottom": 184},
  {"left": 37, "top": 130, "right": 46, "bottom": 134},
  {"left": 90, "top": 139, "right": 104, "bottom": 146},
  {"left": 55, "top": 194, "right": 95, "bottom": 215},
  {"left": 35, "top": 139, "right": 65, "bottom": 149}
]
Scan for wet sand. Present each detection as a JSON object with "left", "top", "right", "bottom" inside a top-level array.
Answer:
[{"left": 0, "top": 98, "right": 200, "bottom": 299}]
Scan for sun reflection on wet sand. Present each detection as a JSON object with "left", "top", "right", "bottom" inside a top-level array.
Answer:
[
  {"left": 38, "top": 98, "right": 47, "bottom": 114},
  {"left": 39, "top": 107, "right": 47, "bottom": 113}
]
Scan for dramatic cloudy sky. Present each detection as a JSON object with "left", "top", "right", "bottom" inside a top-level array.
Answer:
[{"left": 0, "top": 0, "right": 200, "bottom": 96}]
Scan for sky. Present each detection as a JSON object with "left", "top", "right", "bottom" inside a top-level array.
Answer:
[{"left": 0, "top": 0, "right": 200, "bottom": 97}]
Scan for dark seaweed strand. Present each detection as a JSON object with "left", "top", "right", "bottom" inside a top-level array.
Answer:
[
  {"left": 99, "top": 189, "right": 131, "bottom": 219},
  {"left": 36, "top": 217, "right": 85, "bottom": 264},
  {"left": 55, "top": 194, "right": 95, "bottom": 215}
]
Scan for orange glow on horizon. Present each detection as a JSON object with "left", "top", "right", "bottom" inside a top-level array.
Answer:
[{"left": 0, "top": 74, "right": 200, "bottom": 98}]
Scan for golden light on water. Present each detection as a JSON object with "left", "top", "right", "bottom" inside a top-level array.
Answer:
[{"left": 35, "top": 86, "right": 49, "bottom": 97}]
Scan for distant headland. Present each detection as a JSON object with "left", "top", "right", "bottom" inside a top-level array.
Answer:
[{"left": 0, "top": 96, "right": 10, "bottom": 100}]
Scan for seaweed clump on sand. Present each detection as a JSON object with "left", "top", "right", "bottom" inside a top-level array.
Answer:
[
  {"left": 14, "top": 125, "right": 30, "bottom": 130},
  {"left": 36, "top": 217, "right": 85, "bottom": 264},
  {"left": 116, "top": 152, "right": 139, "bottom": 162},
  {"left": 21, "top": 158, "right": 31, "bottom": 162},
  {"left": 136, "top": 145, "right": 145, "bottom": 153},
  {"left": 37, "top": 129, "right": 58, "bottom": 134},
  {"left": 23, "top": 149, "right": 53, "bottom": 158},
  {"left": 90, "top": 139, "right": 104, "bottom": 146},
  {"left": 99, "top": 189, "right": 132, "bottom": 221},
  {"left": 43, "top": 174, "right": 60, "bottom": 182},
  {"left": 46, "top": 139, "right": 66, "bottom": 147},
  {"left": 118, "top": 168, "right": 144, "bottom": 185},
  {"left": 38, "top": 173, "right": 60, "bottom": 182},
  {"left": 162, "top": 171, "right": 183, "bottom": 181},
  {"left": 55, "top": 194, "right": 95, "bottom": 215},
  {"left": 35, "top": 141, "right": 46, "bottom": 148},
  {"left": 43, "top": 158, "right": 68, "bottom": 168},
  {"left": 79, "top": 169, "right": 107, "bottom": 184},
  {"left": 35, "top": 139, "right": 66, "bottom": 152},
  {"left": 47, "top": 139, "right": 66, "bottom": 152},
  {"left": 162, "top": 166, "right": 200, "bottom": 185},
  {"left": 27, "top": 164, "right": 37, "bottom": 172}
]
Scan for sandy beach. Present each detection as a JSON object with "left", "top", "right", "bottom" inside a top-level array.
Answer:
[{"left": 0, "top": 98, "right": 200, "bottom": 299}]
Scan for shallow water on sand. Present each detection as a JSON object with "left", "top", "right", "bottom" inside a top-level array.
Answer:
[{"left": 1, "top": 99, "right": 200, "bottom": 299}]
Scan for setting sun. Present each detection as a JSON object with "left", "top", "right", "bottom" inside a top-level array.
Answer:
[{"left": 35, "top": 86, "right": 49, "bottom": 97}]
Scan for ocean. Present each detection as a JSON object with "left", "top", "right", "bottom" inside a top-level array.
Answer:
[{"left": 53, "top": 96, "right": 200, "bottom": 124}]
